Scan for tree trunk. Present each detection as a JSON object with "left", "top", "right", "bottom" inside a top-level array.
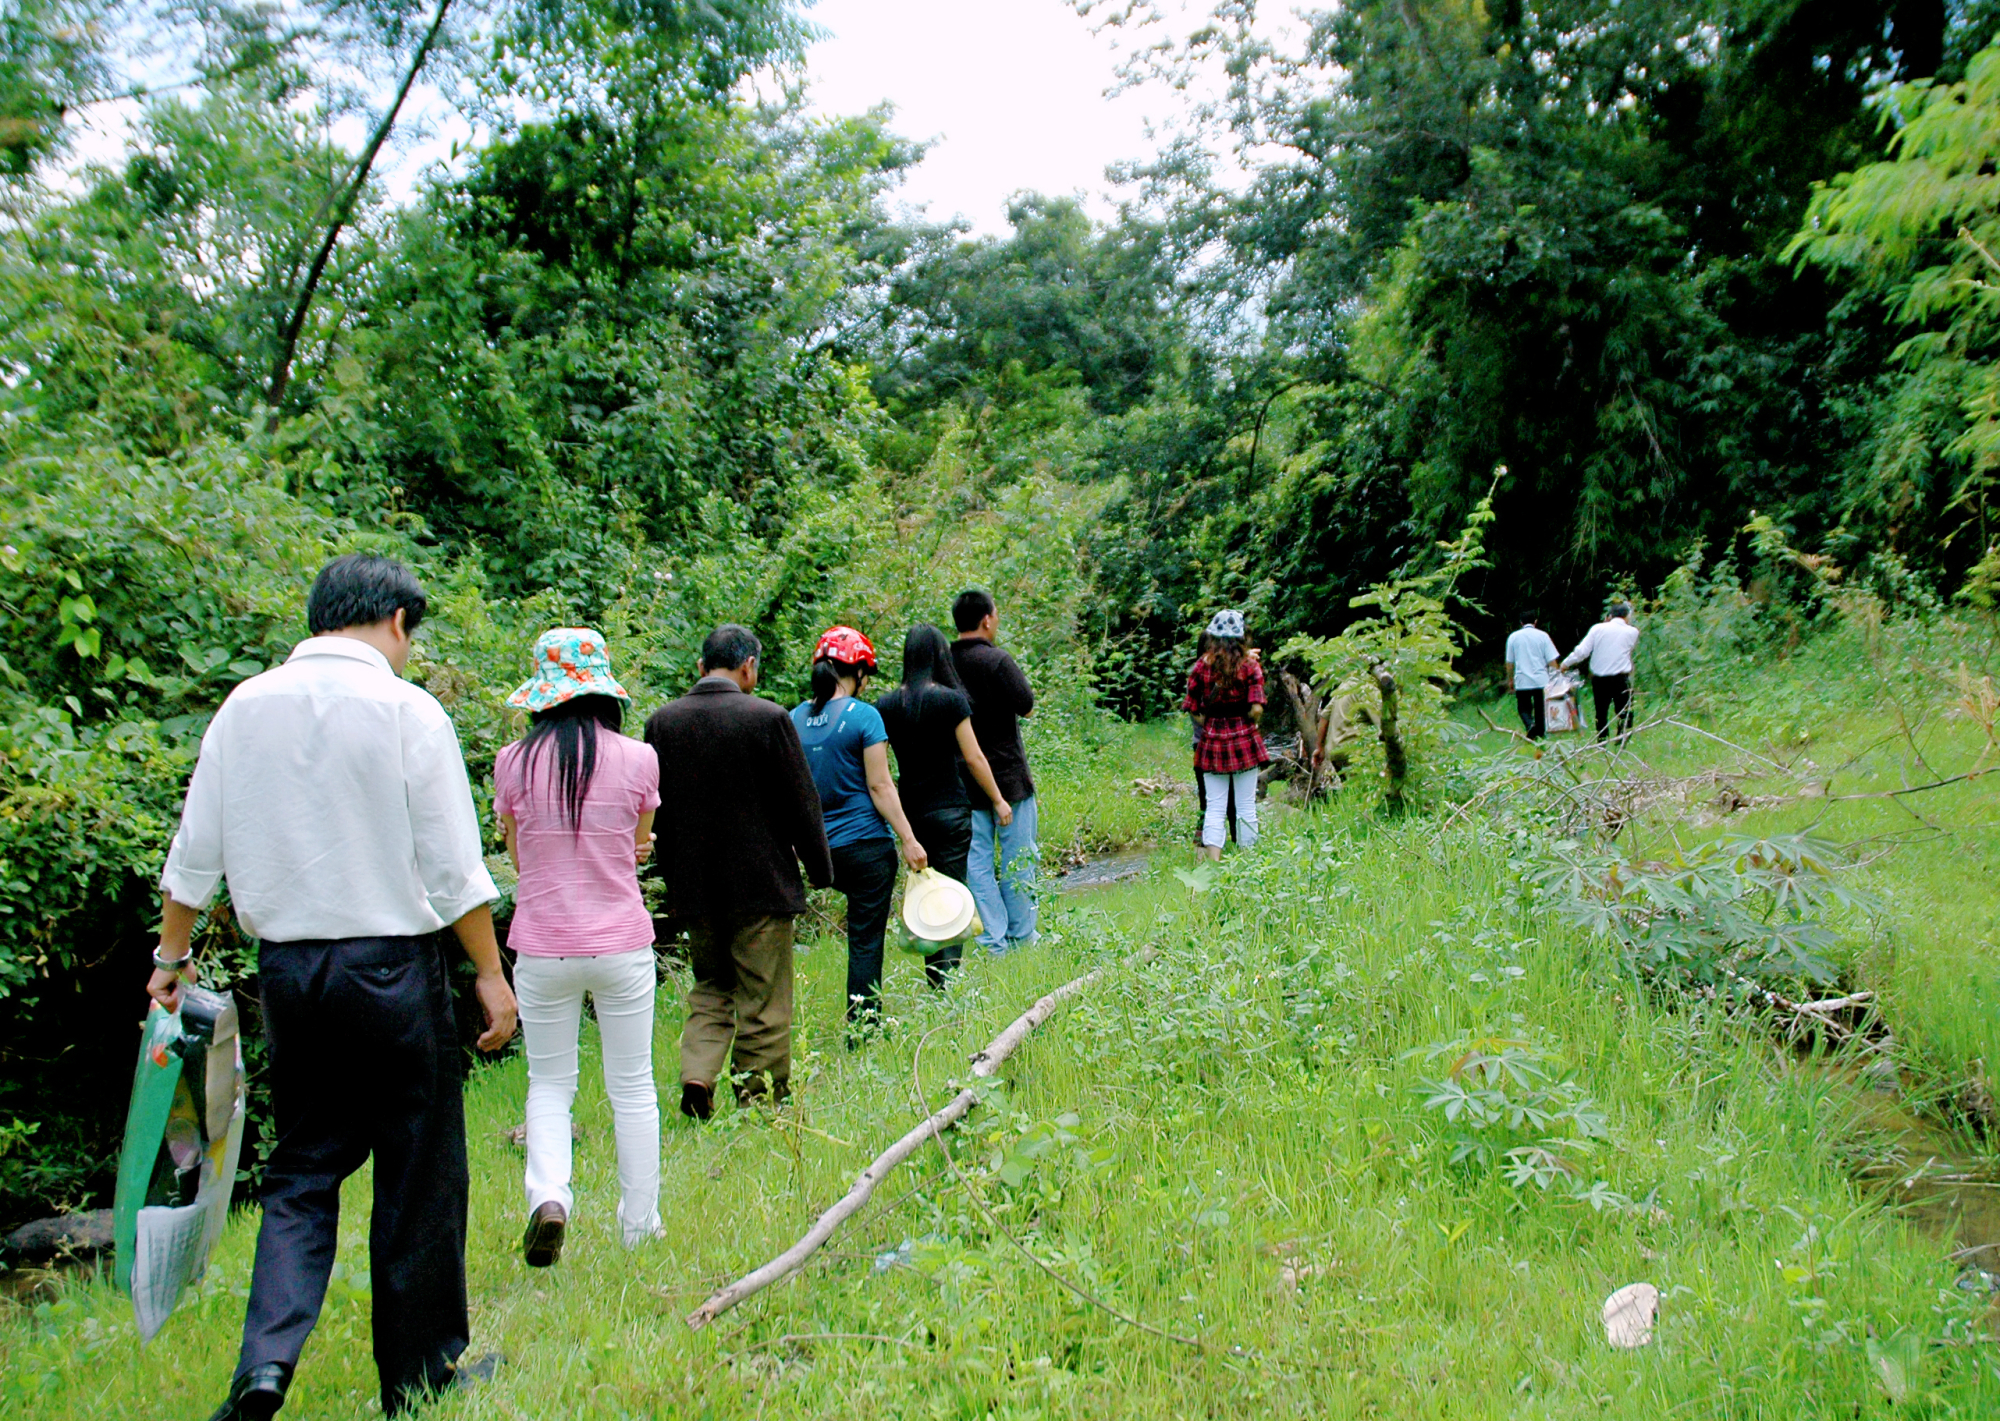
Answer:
[
  {"left": 1374, "top": 659, "right": 1407, "bottom": 814},
  {"left": 1278, "top": 668, "right": 1324, "bottom": 800},
  {"left": 263, "top": 0, "right": 455, "bottom": 418}
]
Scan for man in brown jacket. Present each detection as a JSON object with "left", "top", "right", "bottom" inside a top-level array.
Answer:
[{"left": 644, "top": 624, "right": 832, "bottom": 1119}]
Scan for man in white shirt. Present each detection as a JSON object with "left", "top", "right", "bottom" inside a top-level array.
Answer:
[
  {"left": 1561, "top": 601, "right": 1642, "bottom": 742},
  {"left": 1502, "top": 614, "right": 1561, "bottom": 740},
  {"left": 146, "top": 555, "right": 516, "bottom": 1421}
]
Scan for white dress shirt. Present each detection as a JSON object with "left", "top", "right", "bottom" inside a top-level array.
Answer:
[
  {"left": 161, "top": 636, "right": 498, "bottom": 943},
  {"left": 1563, "top": 617, "right": 1641, "bottom": 677},
  {"left": 1503, "top": 626, "right": 1560, "bottom": 690}
]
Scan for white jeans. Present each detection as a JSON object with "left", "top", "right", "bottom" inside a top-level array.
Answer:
[
  {"left": 1201, "top": 769, "right": 1261, "bottom": 849},
  {"left": 514, "top": 946, "right": 661, "bottom": 1245}
]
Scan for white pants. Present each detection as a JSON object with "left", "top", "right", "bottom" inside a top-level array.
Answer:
[
  {"left": 514, "top": 946, "right": 661, "bottom": 1245},
  {"left": 1201, "top": 769, "right": 1261, "bottom": 849}
]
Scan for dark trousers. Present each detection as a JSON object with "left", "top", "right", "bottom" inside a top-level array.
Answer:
[
  {"left": 679, "top": 914, "right": 795, "bottom": 1098},
  {"left": 910, "top": 805, "right": 971, "bottom": 988},
  {"left": 240, "top": 935, "right": 468, "bottom": 1416},
  {"left": 1515, "top": 687, "right": 1546, "bottom": 740},
  {"left": 1593, "top": 673, "right": 1634, "bottom": 741},
  {"left": 831, "top": 836, "right": 899, "bottom": 1024}
]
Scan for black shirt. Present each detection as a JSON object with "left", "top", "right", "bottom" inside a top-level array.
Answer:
[
  {"left": 877, "top": 683, "right": 974, "bottom": 816},
  {"left": 951, "top": 638, "right": 1035, "bottom": 802}
]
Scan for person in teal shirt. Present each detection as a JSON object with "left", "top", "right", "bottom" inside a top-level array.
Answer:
[{"left": 791, "top": 627, "right": 926, "bottom": 1038}]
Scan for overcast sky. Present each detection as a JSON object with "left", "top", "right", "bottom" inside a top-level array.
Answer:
[
  {"left": 803, "top": 0, "right": 1169, "bottom": 234},
  {"left": 64, "top": 0, "right": 1227, "bottom": 233}
]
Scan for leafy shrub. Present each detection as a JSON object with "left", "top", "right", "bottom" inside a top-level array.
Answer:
[
  {"left": 1282, "top": 477, "right": 1496, "bottom": 812},
  {"left": 1409, "top": 1031, "right": 1624, "bottom": 1207},
  {"left": 1521, "top": 833, "right": 1865, "bottom": 995}
]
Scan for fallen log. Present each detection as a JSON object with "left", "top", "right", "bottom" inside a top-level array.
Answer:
[{"left": 685, "top": 947, "right": 1159, "bottom": 1330}]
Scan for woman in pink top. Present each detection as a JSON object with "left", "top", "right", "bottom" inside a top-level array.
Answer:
[{"left": 496, "top": 628, "right": 660, "bottom": 1267}]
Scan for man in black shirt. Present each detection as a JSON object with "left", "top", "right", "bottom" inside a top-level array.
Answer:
[{"left": 949, "top": 589, "right": 1039, "bottom": 954}]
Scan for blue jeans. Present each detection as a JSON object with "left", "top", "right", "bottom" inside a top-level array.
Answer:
[{"left": 969, "top": 794, "right": 1038, "bottom": 954}]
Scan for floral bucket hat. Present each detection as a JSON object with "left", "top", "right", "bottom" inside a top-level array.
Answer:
[
  {"left": 506, "top": 627, "right": 631, "bottom": 713},
  {"left": 1206, "top": 609, "right": 1246, "bottom": 640}
]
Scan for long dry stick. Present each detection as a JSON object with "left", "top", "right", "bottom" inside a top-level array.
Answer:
[
  {"left": 905, "top": 1015, "right": 1205, "bottom": 1349},
  {"left": 685, "top": 947, "right": 1158, "bottom": 1329}
]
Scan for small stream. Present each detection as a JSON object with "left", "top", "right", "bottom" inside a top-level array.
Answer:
[
  {"left": 1055, "top": 851, "right": 1153, "bottom": 891},
  {"left": 1840, "top": 1076, "right": 2000, "bottom": 1291}
]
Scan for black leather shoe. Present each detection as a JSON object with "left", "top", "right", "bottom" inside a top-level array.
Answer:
[
  {"left": 207, "top": 1363, "right": 291, "bottom": 1421},
  {"left": 522, "top": 1200, "right": 566, "bottom": 1267},
  {"left": 679, "top": 1080, "right": 714, "bottom": 1121}
]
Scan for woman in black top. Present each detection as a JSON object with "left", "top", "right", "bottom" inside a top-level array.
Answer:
[{"left": 877, "top": 624, "right": 1013, "bottom": 986}]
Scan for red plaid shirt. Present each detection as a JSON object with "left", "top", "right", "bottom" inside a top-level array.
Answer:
[{"left": 1185, "top": 655, "right": 1269, "bottom": 774}]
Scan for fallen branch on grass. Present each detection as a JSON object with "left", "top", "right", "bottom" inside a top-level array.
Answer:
[
  {"left": 684, "top": 947, "right": 1160, "bottom": 1330},
  {"left": 1712, "top": 968, "right": 1876, "bottom": 1041},
  {"left": 908, "top": 1015, "right": 1205, "bottom": 1350}
]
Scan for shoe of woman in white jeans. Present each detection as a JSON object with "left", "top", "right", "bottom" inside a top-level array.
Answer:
[
  {"left": 514, "top": 947, "right": 662, "bottom": 1245},
  {"left": 496, "top": 628, "right": 662, "bottom": 1262}
]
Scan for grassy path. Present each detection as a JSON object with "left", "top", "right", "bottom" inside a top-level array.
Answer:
[{"left": 5, "top": 714, "right": 1998, "bottom": 1417}]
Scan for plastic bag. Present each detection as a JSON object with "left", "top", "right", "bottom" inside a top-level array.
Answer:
[
  {"left": 113, "top": 985, "right": 247, "bottom": 1343},
  {"left": 1544, "top": 672, "right": 1579, "bottom": 734}
]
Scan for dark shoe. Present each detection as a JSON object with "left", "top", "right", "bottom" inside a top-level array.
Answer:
[
  {"left": 207, "top": 1363, "right": 291, "bottom": 1421},
  {"left": 679, "top": 1080, "right": 714, "bottom": 1121},
  {"left": 733, "top": 1072, "right": 790, "bottom": 1109},
  {"left": 522, "top": 1201, "right": 566, "bottom": 1268},
  {"left": 450, "top": 1352, "right": 504, "bottom": 1391}
]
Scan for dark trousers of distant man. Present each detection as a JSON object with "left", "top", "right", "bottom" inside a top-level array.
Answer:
[
  {"left": 680, "top": 914, "right": 798, "bottom": 1102},
  {"left": 237, "top": 934, "right": 470, "bottom": 1416},
  {"left": 1514, "top": 688, "right": 1546, "bottom": 741},
  {"left": 1592, "top": 673, "right": 1634, "bottom": 742}
]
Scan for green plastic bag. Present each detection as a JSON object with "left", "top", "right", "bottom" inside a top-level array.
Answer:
[{"left": 112, "top": 985, "right": 246, "bottom": 1343}]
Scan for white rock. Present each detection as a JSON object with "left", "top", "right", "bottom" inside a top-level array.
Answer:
[{"left": 1602, "top": 1282, "right": 1659, "bottom": 1348}]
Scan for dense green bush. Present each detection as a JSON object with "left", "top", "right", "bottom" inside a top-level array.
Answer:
[{"left": 0, "top": 442, "right": 345, "bottom": 1212}]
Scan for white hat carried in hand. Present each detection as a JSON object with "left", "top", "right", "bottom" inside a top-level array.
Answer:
[{"left": 902, "top": 868, "right": 981, "bottom": 943}]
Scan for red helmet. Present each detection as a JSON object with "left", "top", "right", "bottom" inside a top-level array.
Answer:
[{"left": 813, "top": 625, "right": 877, "bottom": 671}]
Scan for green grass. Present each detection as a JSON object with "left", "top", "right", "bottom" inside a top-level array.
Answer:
[
  {"left": 6, "top": 679, "right": 1998, "bottom": 1418},
  {"left": 1458, "top": 621, "right": 2000, "bottom": 1099}
]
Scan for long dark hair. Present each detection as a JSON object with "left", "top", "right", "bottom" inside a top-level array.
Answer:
[
  {"left": 518, "top": 694, "right": 624, "bottom": 831},
  {"left": 1202, "top": 635, "right": 1250, "bottom": 708},
  {"left": 900, "top": 623, "right": 964, "bottom": 695},
  {"left": 810, "top": 657, "right": 870, "bottom": 714}
]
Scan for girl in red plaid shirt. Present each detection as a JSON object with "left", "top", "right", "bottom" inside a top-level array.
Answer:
[{"left": 1185, "top": 610, "right": 1267, "bottom": 857}]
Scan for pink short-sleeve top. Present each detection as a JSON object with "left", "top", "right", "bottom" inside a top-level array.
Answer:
[{"left": 494, "top": 728, "right": 661, "bottom": 956}]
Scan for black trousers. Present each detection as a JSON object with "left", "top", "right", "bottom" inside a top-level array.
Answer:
[
  {"left": 239, "top": 935, "right": 468, "bottom": 1416},
  {"left": 1592, "top": 672, "right": 1634, "bottom": 741},
  {"left": 831, "top": 836, "right": 899, "bottom": 1024},
  {"left": 909, "top": 805, "right": 972, "bottom": 988},
  {"left": 1515, "top": 687, "right": 1546, "bottom": 740}
]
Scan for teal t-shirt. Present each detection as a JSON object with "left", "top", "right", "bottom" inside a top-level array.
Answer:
[{"left": 791, "top": 697, "right": 893, "bottom": 849}]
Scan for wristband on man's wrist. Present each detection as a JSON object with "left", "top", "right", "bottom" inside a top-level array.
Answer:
[{"left": 152, "top": 945, "right": 193, "bottom": 974}]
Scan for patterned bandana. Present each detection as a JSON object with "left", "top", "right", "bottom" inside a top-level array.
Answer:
[{"left": 506, "top": 627, "right": 631, "bottom": 712}]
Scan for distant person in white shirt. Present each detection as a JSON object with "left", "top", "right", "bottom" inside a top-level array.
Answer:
[
  {"left": 1502, "top": 614, "right": 1561, "bottom": 740},
  {"left": 1561, "top": 601, "right": 1642, "bottom": 742},
  {"left": 145, "top": 555, "right": 518, "bottom": 1421}
]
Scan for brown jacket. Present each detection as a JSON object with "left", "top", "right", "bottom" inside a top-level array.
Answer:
[{"left": 643, "top": 677, "right": 833, "bottom": 922}]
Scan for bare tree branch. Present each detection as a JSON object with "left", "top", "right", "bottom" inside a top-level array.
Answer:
[{"left": 264, "top": 0, "right": 454, "bottom": 418}]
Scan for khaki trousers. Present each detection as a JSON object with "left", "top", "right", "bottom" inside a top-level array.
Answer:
[{"left": 678, "top": 914, "right": 795, "bottom": 1097}]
